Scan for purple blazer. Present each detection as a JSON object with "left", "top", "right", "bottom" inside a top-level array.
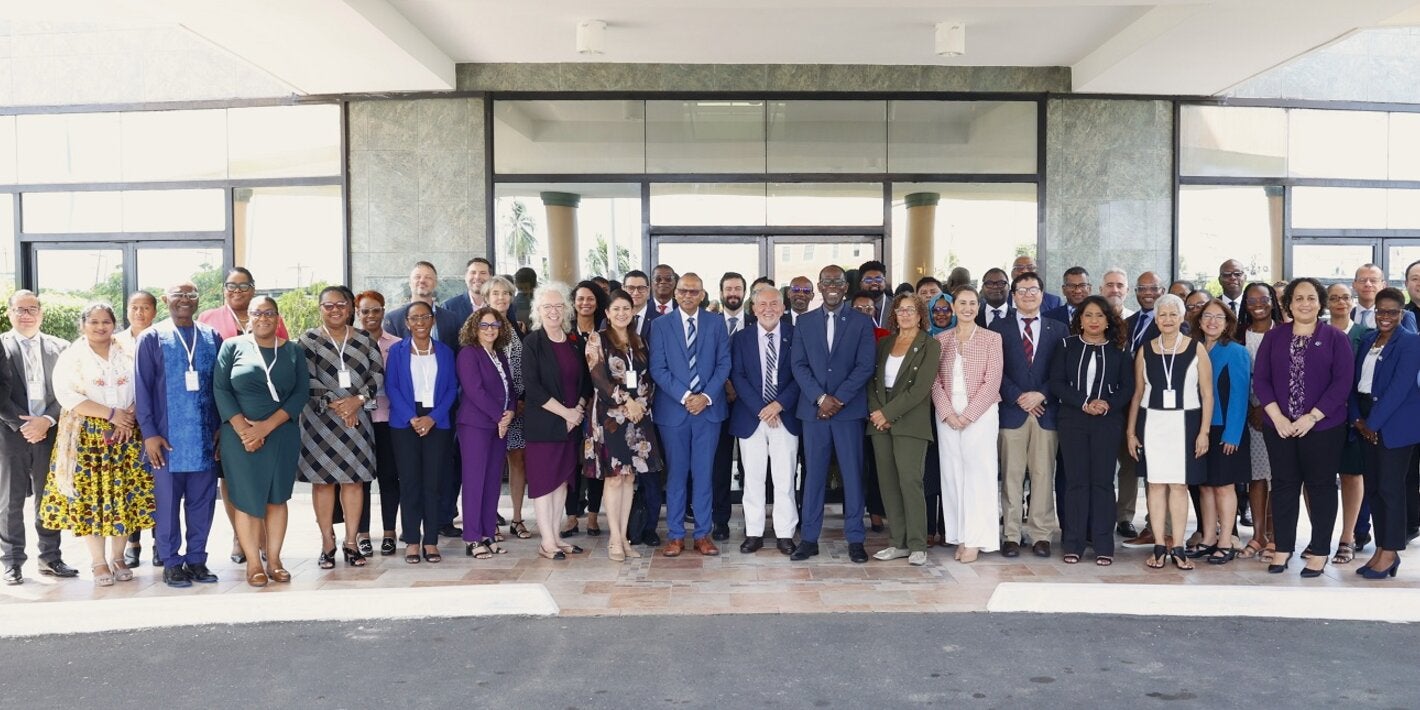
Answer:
[
  {"left": 1252, "top": 321, "right": 1355, "bottom": 431},
  {"left": 456, "top": 346, "right": 514, "bottom": 430}
]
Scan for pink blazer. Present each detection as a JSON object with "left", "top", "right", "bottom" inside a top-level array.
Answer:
[{"left": 931, "top": 326, "right": 1003, "bottom": 423}]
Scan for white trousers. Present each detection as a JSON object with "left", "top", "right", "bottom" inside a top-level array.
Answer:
[
  {"left": 738, "top": 420, "right": 800, "bottom": 538},
  {"left": 937, "top": 406, "right": 1000, "bottom": 552}
]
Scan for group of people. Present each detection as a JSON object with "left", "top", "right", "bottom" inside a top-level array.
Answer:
[{"left": 3, "top": 254, "right": 1416, "bottom": 591}]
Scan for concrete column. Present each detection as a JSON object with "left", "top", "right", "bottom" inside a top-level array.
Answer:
[
  {"left": 1265, "top": 185, "right": 1284, "bottom": 279},
  {"left": 540, "top": 191, "right": 580, "bottom": 285},
  {"left": 903, "top": 192, "right": 940, "bottom": 284},
  {"left": 233, "top": 188, "right": 253, "bottom": 266}
]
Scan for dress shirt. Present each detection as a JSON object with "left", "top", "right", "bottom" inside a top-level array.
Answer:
[
  {"left": 984, "top": 305, "right": 1008, "bottom": 326},
  {"left": 678, "top": 308, "right": 713, "bottom": 405},
  {"left": 725, "top": 309, "right": 744, "bottom": 336},
  {"left": 758, "top": 324, "right": 780, "bottom": 391}
]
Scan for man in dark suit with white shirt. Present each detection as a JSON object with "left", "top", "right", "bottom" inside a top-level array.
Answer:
[
  {"left": 1044, "top": 266, "right": 1091, "bottom": 325},
  {"left": 1007, "top": 256, "right": 1063, "bottom": 313},
  {"left": 976, "top": 268, "right": 1013, "bottom": 327},
  {"left": 622, "top": 269, "right": 662, "bottom": 545},
  {"left": 711, "top": 272, "right": 748, "bottom": 540},
  {"left": 785, "top": 276, "right": 814, "bottom": 326},
  {"left": 441, "top": 257, "right": 492, "bottom": 328},
  {"left": 1217, "top": 259, "right": 1246, "bottom": 318}
]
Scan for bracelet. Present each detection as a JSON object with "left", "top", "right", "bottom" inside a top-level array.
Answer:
[{"left": 107, "top": 407, "right": 115, "bottom": 422}]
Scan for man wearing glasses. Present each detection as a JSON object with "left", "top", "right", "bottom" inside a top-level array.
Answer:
[
  {"left": 856, "top": 260, "right": 891, "bottom": 328},
  {"left": 784, "top": 276, "right": 815, "bottom": 326},
  {"left": 135, "top": 281, "right": 224, "bottom": 588},
  {"left": 975, "top": 268, "right": 1013, "bottom": 327},
  {"left": 1352, "top": 263, "right": 1417, "bottom": 332},
  {"left": 1044, "top": 266, "right": 1091, "bottom": 325},
  {"left": 1125, "top": 272, "right": 1164, "bottom": 357},
  {"left": 622, "top": 270, "right": 659, "bottom": 344},
  {"left": 991, "top": 272, "right": 1067, "bottom": 558},
  {"left": 1217, "top": 260, "right": 1247, "bottom": 317},
  {"left": 650, "top": 264, "right": 678, "bottom": 316},
  {"left": 1007, "top": 256, "right": 1063, "bottom": 313}
]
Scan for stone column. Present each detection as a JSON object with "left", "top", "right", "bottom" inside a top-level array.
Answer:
[
  {"left": 1265, "top": 185, "right": 1284, "bottom": 279},
  {"left": 903, "top": 192, "right": 940, "bottom": 284},
  {"left": 541, "top": 191, "right": 580, "bottom": 285}
]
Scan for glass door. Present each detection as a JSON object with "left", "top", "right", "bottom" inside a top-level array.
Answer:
[
  {"left": 1289, "top": 238, "right": 1375, "bottom": 285},
  {"left": 1384, "top": 239, "right": 1420, "bottom": 284},
  {"left": 652, "top": 237, "right": 763, "bottom": 285},
  {"left": 29, "top": 240, "right": 226, "bottom": 323}
]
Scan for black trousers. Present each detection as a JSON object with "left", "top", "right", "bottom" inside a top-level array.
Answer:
[
  {"left": 392, "top": 424, "right": 452, "bottom": 546},
  {"left": 1058, "top": 412, "right": 1123, "bottom": 557},
  {"left": 1407, "top": 447, "right": 1420, "bottom": 534},
  {"left": 923, "top": 441, "right": 943, "bottom": 536},
  {"left": 1264, "top": 425, "right": 1345, "bottom": 556},
  {"left": 712, "top": 424, "right": 742, "bottom": 527},
  {"left": 1363, "top": 439, "right": 1415, "bottom": 552},
  {"left": 565, "top": 473, "right": 603, "bottom": 518}
]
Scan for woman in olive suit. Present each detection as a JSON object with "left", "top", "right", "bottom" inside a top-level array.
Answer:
[{"left": 867, "top": 293, "right": 942, "bottom": 566}]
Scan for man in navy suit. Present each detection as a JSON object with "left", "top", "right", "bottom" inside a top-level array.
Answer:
[
  {"left": 1007, "top": 256, "right": 1063, "bottom": 313},
  {"left": 649, "top": 273, "right": 731, "bottom": 557},
  {"left": 1124, "top": 272, "right": 1163, "bottom": 359},
  {"left": 622, "top": 269, "right": 663, "bottom": 545},
  {"left": 790, "top": 265, "right": 877, "bottom": 563},
  {"left": 976, "top": 268, "right": 1013, "bottom": 328},
  {"left": 441, "top": 257, "right": 492, "bottom": 328},
  {"left": 1352, "top": 263, "right": 1418, "bottom": 332},
  {"left": 730, "top": 287, "right": 801, "bottom": 555},
  {"left": 1044, "top": 266, "right": 1091, "bottom": 325},
  {"left": 992, "top": 271, "right": 1068, "bottom": 558}
]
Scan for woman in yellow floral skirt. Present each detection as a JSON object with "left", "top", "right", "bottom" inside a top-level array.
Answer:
[{"left": 40, "top": 302, "right": 155, "bottom": 586}]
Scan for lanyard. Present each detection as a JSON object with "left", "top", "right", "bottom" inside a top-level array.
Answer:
[
  {"left": 227, "top": 306, "right": 250, "bottom": 335},
  {"left": 486, "top": 348, "right": 510, "bottom": 408},
  {"left": 322, "top": 325, "right": 350, "bottom": 372},
  {"left": 1159, "top": 333, "right": 1183, "bottom": 396},
  {"left": 175, "top": 325, "right": 197, "bottom": 371},
  {"left": 257, "top": 341, "right": 281, "bottom": 402}
]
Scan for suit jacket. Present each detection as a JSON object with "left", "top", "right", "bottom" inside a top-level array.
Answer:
[
  {"left": 384, "top": 338, "right": 459, "bottom": 430},
  {"left": 0, "top": 331, "right": 66, "bottom": 442},
  {"left": 1043, "top": 303, "right": 1075, "bottom": 326},
  {"left": 790, "top": 306, "right": 876, "bottom": 422},
  {"left": 1124, "top": 310, "right": 1161, "bottom": 357},
  {"left": 521, "top": 329, "right": 594, "bottom": 442},
  {"left": 867, "top": 331, "right": 941, "bottom": 442},
  {"left": 1048, "top": 335, "right": 1134, "bottom": 423},
  {"left": 649, "top": 308, "right": 731, "bottom": 427},
  {"left": 383, "top": 301, "right": 465, "bottom": 352},
  {"left": 1008, "top": 291, "right": 1064, "bottom": 313},
  {"left": 1350, "top": 329, "right": 1420, "bottom": 448},
  {"left": 634, "top": 305, "right": 660, "bottom": 345},
  {"left": 728, "top": 323, "right": 801, "bottom": 438},
  {"left": 990, "top": 313, "right": 1067, "bottom": 430},
  {"left": 1351, "top": 305, "right": 1418, "bottom": 334},
  {"left": 455, "top": 346, "right": 513, "bottom": 430},
  {"left": 931, "top": 327, "right": 1004, "bottom": 423},
  {"left": 975, "top": 304, "right": 1014, "bottom": 329},
  {"left": 442, "top": 292, "right": 484, "bottom": 331}
]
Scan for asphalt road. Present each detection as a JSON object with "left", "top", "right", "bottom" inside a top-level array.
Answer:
[{"left": 3, "top": 613, "right": 1411, "bottom": 709}]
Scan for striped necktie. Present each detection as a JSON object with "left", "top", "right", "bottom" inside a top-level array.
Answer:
[
  {"left": 764, "top": 332, "right": 777, "bottom": 402},
  {"left": 686, "top": 316, "right": 700, "bottom": 394}
]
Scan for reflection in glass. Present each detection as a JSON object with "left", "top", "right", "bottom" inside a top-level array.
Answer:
[
  {"left": 1177, "top": 185, "right": 1276, "bottom": 288},
  {"left": 1292, "top": 244, "right": 1373, "bottom": 283},
  {"left": 772, "top": 241, "right": 875, "bottom": 308},
  {"left": 1290, "top": 187, "right": 1420, "bottom": 230},
  {"left": 767, "top": 101, "right": 887, "bottom": 173},
  {"left": 0, "top": 197, "right": 14, "bottom": 285},
  {"left": 1179, "top": 105, "right": 1287, "bottom": 177},
  {"left": 121, "top": 109, "right": 227, "bottom": 181},
  {"left": 651, "top": 183, "right": 766, "bottom": 226},
  {"left": 493, "top": 184, "right": 642, "bottom": 281},
  {"left": 647, "top": 101, "right": 765, "bottom": 174},
  {"left": 889, "top": 183, "right": 1036, "bottom": 283},
  {"left": 888, "top": 101, "right": 1036, "bottom": 174},
  {"left": 17, "top": 113, "right": 123, "bottom": 184},
  {"left": 228, "top": 105, "right": 341, "bottom": 178},
  {"left": 1288, "top": 109, "right": 1387, "bottom": 180},
  {"left": 494, "top": 100, "right": 645, "bottom": 174},
  {"left": 237, "top": 185, "right": 343, "bottom": 290},
  {"left": 767, "top": 183, "right": 881, "bottom": 226},
  {"left": 1386, "top": 245, "right": 1420, "bottom": 283}
]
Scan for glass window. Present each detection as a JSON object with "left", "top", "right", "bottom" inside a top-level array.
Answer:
[
  {"left": 23, "top": 189, "right": 225, "bottom": 233},
  {"left": 1290, "top": 187, "right": 1420, "bottom": 230},
  {"left": 1179, "top": 105, "right": 1287, "bottom": 177},
  {"left": 135, "top": 246, "right": 227, "bottom": 321},
  {"left": 17, "top": 113, "right": 123, "bottom": 184},
  {"left": 646, "top": 100, "right": 765, "bottom": 174},
  {"left": 494, "top": 100, "right": 645, "bottom": 174},
  {"left": 228, "top": 104, "right": 342, "bottom": 179},
  {"left": 656, "top": 241, "right": 758, "bottom": 290},
  {"left": 1177, "top": 185, "right": 1277, "bottom": 288},
  {"left": 889, "top": 183, "right": 1037, "bottom": 283},
  {"left": 1389, "top": 113, "right": 1420, "bottom": 181},
  {"left": 1387, "top": 244, "right": 1420, "bottom": 284},
  {"left": 493, "top": 184, "right": 643, "bottom": 281},
  {"left": 650, "top": 183, "right": 766, "bottom": 226},
  {"left": 0, "top": 196, "right": 14, "bottom": 286},
  {"left": 888, "top": 101, "right": 1036, "bottom": 174},
  {"left": 772, "top": 240, "right": 874, "bottom": 301},
  {"left": 22, "top": 192, "right": 124, "bottom": 233},
  {"left": 34, "top": 248, "right": 126, "bottom": 307},
  {"left": 1288, "top": 109, "right": 1388, "bottom": 180},
  {"left": 0, "top": 117, "right": 15, "bottom": 185},
  {"left": 767, "top": 183, "right": 881, "bottom": 226},
  {"left": 237, "top": 185, "right": 344, "bottom": 290},
  {"left": 767, "top": 101, "right": 887, "bottom": 173},
  {"left": 1292, "top": 243, "right": 1373, "bottom": 283},
  {"left": 121, "top": 109, "right": 228, "bottom": 181}
]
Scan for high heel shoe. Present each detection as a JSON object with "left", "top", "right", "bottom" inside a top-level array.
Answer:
[
  {"left": 1267, "top": 555, "right": 1290, "bottom": 574},
  {"left": 124, "top": 545, "right": 141, "bottom": 568},
  {"left": 1360, "top": 558, "right": 1401, "bottom": 580},
  {"left": 1300, "top": 561, "right": 1326, "bottom": 578},
  {"left": 342, "top": 545, "right": 367, "bottom": 567},
  {"left": 422, "top": 547, "right": 442, "bottom": 563},
  {"left": 318, "top": 548, "right": 337, "bottom": 570},
  {"left": 608, "top": 541, "right": 625, "bottom": 562}
]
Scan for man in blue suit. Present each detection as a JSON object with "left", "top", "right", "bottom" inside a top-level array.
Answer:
[
  {"left": 790, "top": 265, "right": 877, "bottom": 564},
  {"left": 649, "top": 273, "right": 731, "bottom": 557},
  {"left": 1043, "top": 266, "right": 1091, "bottom": 325},
  {"left": 730, "top": 287, "right": 802, "bottom": 555},
  {"left": 441, "top": 257, "right": 492, "bottom": 327},
  {"left": 1007, "top": 256, "right": 1063, "bottom": 313},
  {"left": 992, "top": 271, "right": 1068, "bottom": 558}
]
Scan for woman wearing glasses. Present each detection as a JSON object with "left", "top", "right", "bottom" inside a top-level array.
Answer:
[
  {"left": 213, "top": 296, "right": 310, "bottom": 587},
  {"left": 1327, "top": 282, "right": 1371, "bottom": 564},
  {"left": 296, "top": 286, "right": 383, "bottom": 569},
  {"left": 456, "top": 306, "right": 516, "bottom": 558},
  {"left": 484, "top": 276, "right": 532, "bottom": 540},
  {"left": 355, "top": 290, "right": 403, "bottom": 556}
]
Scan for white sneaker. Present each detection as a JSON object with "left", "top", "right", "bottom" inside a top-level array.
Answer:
[
  {"left": 908, "top": 551, "right": 928, "bottom": 566},
  {"left": 873, "top": 547, "right": 909, "bottom": 561}
]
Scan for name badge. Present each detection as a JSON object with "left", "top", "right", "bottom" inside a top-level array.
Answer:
[
  {"left": 185, "top": 370, "right": 200, "bottom": 392},
  {"left": 338, "top": 369, "right": 352, "bottom": 389},
  {"left": 25, "top": 379, "right": 43, "bottom": 402},
  {"left": 624, "top": 369, "right": 638, "bottom": 389},
  {"left": 1161, "top": 390, "right": 1176, "bottom": 409}
]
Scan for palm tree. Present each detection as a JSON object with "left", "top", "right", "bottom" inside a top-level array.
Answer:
[
  {"left": 585, "top": 234, "right": 632, "bottom": 279},
  {"left": 502, "top": 200, "right": 538, "bottom": 267}
]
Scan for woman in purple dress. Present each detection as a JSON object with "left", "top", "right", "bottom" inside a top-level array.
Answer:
[{"left": 457, "top": 306, "right": 516, "bottom": 559}]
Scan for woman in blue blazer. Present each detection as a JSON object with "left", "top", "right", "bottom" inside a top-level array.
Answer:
[
  {"left": 1350, "top": 288, "right": 1420, "bottom": 579},
  {"left": 385, "top": 301, "right": 459, "bottom": 564}
]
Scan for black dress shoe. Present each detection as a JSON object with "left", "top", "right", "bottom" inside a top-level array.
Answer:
[
  {"left": 124, "top": 545, "right": 141, "bottom": 568},
  {"left": 1002, "top": 541, "right": 1021, "bottom": 558},
  {"left": 1032, "top": 540, "right": 1051, "bottom": 558},
  {"left": 37, "top": 559, "right": 79, "bottom": 578},
  {"left": 439, "top": 524, "right": 463, "bottom": 538},
  {"left": 848, "top": 543, "right": 869, "bottom": 564},
  {"left": 712, "top": 524, "right": 730, "bottom": 542},
  {"left": 184, "top": 563, "right": 218, "bottom": 584},
  {"left": 1239, "top": 512, "right": 1253, "bottom": 528},
  {"left": 776, "top": 538, "right": 796, "bottom": 555},
  {"left": 642, "top": 531, "right": 661, "bottom": 547},
  {"left": 163, "top": 565, "right": 193, "bottom": 588},
  {"left": 153, "top": 552, "right": 163, "bottom": 567},
  {"left": 789, "top": 541, "right": 820, "bottom": 561},
  {"left": 2, "top": 565, "right": 21, "bottom": 585},
  {"left": 1116, "top": 522, "right": 1138, "bottom": 538},
  {"left": 739, "top": 536, "right": 763, "bottom": 554}
]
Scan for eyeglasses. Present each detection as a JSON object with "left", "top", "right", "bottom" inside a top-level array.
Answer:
[
  {"left": 223, "top": 282, "right": 255, "bottom": 293},
  {"left": 250, "top": 309, "right": 278, "bottom": 319},
  {"left": 852, "top": 304, "right": 875, "bottom": 313},
  {"left": 624, "top": 284, "right": 649, "bottom": 293},
  {"left": 1355, "top": 277, "right": 1383, "bottom": 285},
  {"left": 1135, "top": 286, "right": 1162, "bottom": 294},
  {"left": 357, "top": 307, "right": 384, "bottom": 316},
  {"left": 652, "top": 276, "right": 676, "bottom": 283},
  {"left": 166, "top": 292, "right": 200, "bottom": 301},
  {"left": 1014, "top": 287, "right": 1042, "bottom": 296},
  {"left": 1186, "top": 303, "right": 1206, "bottom": 311},
  {"left": 1219, "top": 271, "right": 1245, "bottom": 279},
  {"left": 10, "top": 306, "right": 39, "bottom": 317},
  {"left": 1062, "top": 282, "right": 1092, "bottom": 290},
  {"left": 788, "top": 286, "right": 814, "bottom": 295},
  {"left": 675, "top": 288, "right": 702, "bottom": 297},
  {"left": 406, "top": 314, "right": 434, "bottom": 323},
  {"left": 893, "top": 307, "right": 918, "bottom": 315},
  {"left": 931, "top": 307, "right": 952, "bottom": 314},
  {"left": 819, "top": 279, "right": 848, "bottom": 287},
  {"left": 540, "top": 303, "right": 566, "bottom": 311},
  {"left": 319, "top": 301, "right": 349, "bottom": 311},
  {"left": 476, "top": 321, "right": 501, "bottom": 330},
  {"left": 982, "top": 279, "right": 1008, "bottom": 288},
  {"left": 1199, "top": 313, "right": 1229, "bottom": 322},
  {"left": 1244, "top": 297, "right": 1272, "bottom": 306},
  {"left": 860, "top": 277, "right": 887, "bottom": 286},
  {"left": 1014, "top": 264, "right": 1037, "bottom": 272},
  {"left": 1376, "top": 308, "right": 1404, "bottom": 318},
  {"left": 1326, "top": 294, "right": 1353, "bottom": 302}
]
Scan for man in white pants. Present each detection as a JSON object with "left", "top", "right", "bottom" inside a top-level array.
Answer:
[{"left": 728, "top": 287, "right": 801, "bottom": 555}]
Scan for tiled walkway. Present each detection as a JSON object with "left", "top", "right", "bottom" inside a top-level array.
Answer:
[{"left": 1, "top": 491, "right": 1414, "bottom": 617}]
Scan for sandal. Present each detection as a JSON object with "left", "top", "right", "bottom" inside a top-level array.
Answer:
[
  {"left": 1187, "top": 543, "right": 1218, "bottom": 559},
  {"left": 466, "top": 542, "right": 493, "bottom": 559},
  {"left": 91, "top": 562, "right": 114, "bottom": 587},
  {"left": 342, "top": 544, "right": 368, "bottom": 567},
  {"left": 1260, "top": 543, "right": 1276, "bottom": 562},
  {"left": 509, "top": 520, "right": 532, "bottom": 539},
  {"left": 405, "top": 546, "right": 421, "bottom": 564},
  {"left": 1095, "top": 555, "right": 1113, "bottom": 567},
  {"left": 318, "top": 548, "right": 337, "bottom": 570},
  {"left": 1208, "top": 547, "right": 1238, "bottom": 565},
  {"left": 537, "top": 546, "right": 567, "bottom": 560},
  {"left": 488, "top": 541, "right": 508, "bottom": 555},
  {"left": 1063, "top": 553, "right": 1081, "bottom": 564},
  {"left": 1332, "top": 542, "right": 1355, "bottom": 565},
  {"left": 1146, "top": 545, "right": 1168, "bottom": 569},
  {"left": 1170, "top": 546, "right": 1194, "bottom": 570},
  {"left": 422, "top": 547, "right": 442, "bottom": 564},
  {"left": 1238, "top": 539, "right": 1264, "bottom": 559},
  {"left": 111, "top": 561, "right": 134, "bottom": 582}
]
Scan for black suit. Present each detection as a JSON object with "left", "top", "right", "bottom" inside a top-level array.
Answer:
[
  {"left": 0, "top": 332, "right": 67, "bottom": 568},
  {"left": 1124, "top": 310, "right": 1161, "bottom": 358},
  {"left": 976, "top": 304, "right": 1012, "bottom": 329}
]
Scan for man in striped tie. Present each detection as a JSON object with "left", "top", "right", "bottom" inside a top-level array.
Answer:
[{"left": 649, "top": 273, "right": 731, "bottom": 557}]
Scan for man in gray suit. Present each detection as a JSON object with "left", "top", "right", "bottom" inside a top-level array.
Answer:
[{"left": 0, "top": 290, "right": 76, "bottom": 584}]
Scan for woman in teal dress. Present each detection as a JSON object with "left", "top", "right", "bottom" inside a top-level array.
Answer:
[{"left": 214, "top": 295, "right": 310, "bottom": 587}]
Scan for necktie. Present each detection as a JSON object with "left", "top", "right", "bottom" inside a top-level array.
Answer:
[
  {"left": 686, "top": 316, "right": 700, "bottom": 394},
  {"left": 826, "top": 310, "right": 836, "bottom": 351},
  {"left": 1132, "top": 311, "right": 1152, "bottom": 350},
  {"left": 1022, "top": 317, "right": 1037, "bottom": 366},
  {"left": 993, "top": 308, "right": 1003, "bottom": 323},
  {"left": 658, "top": 303, "right": 669, "bottom": 315},
  {"left": 728, "top": 316, "right": 738, "bottom": 335},
  {"left": 764, "top": 333, "right": 778, "bottom": 402},
  {"left": 631, "top": 314, "right": 641, "bottom": 334},
  {"left": 1362, "top": 308, "right": 1375, "bottom": 329},
  {"left": 22, "top": 339, "right": 42, "bottom": 416}
]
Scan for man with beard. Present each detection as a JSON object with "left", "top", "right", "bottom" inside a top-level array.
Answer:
[
  {"left": 1100, "top": 268, "right": 1133, "bottom": 320},
  {"left": 1044, "top": 267, "right": 1090, "bottom": 325},
  {"left": 651, "top": 264, "right": 678, "bottom": 316},
  {"left": 443, "top": 257, "right": 492, "bottom": 328},
  {"left": 976, "top": 268, "right": 1012, "bottom": 327},
  {"left": 1007, "top": 256, "right": 1063, "bottom": 312},
  {"left": 856, "top": 260, "right": 891, "bottom": 328},
  {"left": 785, "top": 276, "right": 815, "bottom": 326},
  {"left": 1217, "top": 259, "right": 1246, "bottom": 317},
  {"left": 711, "top": 272, "right": 748, "bottom": 540}
]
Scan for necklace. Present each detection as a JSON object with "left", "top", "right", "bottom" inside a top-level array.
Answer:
[{"left": 412, "top": 339, "right": 433, "bottom": 356}]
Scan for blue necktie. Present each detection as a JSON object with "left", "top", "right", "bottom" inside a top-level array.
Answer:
[
  {"left": 686, "top": 317, "right": 700, "bottom": 394},
  {"left": 764, "top": 333, "right": 777, "bottom": 402}
]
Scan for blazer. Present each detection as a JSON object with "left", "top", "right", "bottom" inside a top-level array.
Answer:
[
  {"left": 931, "top": 326, "right": 1004, "bottom": 423},
  {"left": 635, "top": 305, "right": 661, "bottom": 344},
  {"left": 790, "top": 306, "right": 877, "bottom": 422},
  {"left": 729, "top": 323, "right": 801, "bottom": 438},
  {"left": 455, "top": 346, "right": 513, "bottom": 430},
  {"left": 1254, "top": 322, "right": 1354, "bottom": 432},
  {"left": 1350, "top": 329, "right": 1420, "bottom": 448},
  {"left": 442, "top": 292, "right": 483, "bottom": 331},
  {"left": 1047, "top": 336, "right": 1134, "bottom": 424},
  {"left": 1351, "top": 305, "right": 1418, "bottom": 334},
  {"left": 1008, "top": 291, "right": 1064, "bottom": 313},
  {"left": 383, "top": 301, "right": 465, "bottom": 352},
  {"left": 990, "top": 312, "right": 1068, "bottom": 430},
  {"left": 0, "top": 331, "right": 66, "bottom": 441},
  {"left": 384, "top": 337, "right": 459, "bottom": 430},
  {"left": 867, "top": 331, "right": 941, "bottom": 441},
  {"left": 1042, "top": 303, "right": 1074, "bottom": 326},
  {"left": 1124, "top": 310, "right": 1162, "bottom": 357},
  {"left": 521, "top": 329, "right": 593, "bottom": 442},
  {"left": 648, "top": 308, "right": 731, "bottom": 427},
  {"left": 975, "top": 304, "right": 1014, "bottom": 329}
]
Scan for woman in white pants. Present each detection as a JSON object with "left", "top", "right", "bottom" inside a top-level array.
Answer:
[{"left": 932, "top": 285, "right": 1004, "bottom": 563}]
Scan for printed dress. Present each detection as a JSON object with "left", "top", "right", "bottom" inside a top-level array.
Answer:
[{"left": 582, "top": 332, "right": 664, "bottom": 480}]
